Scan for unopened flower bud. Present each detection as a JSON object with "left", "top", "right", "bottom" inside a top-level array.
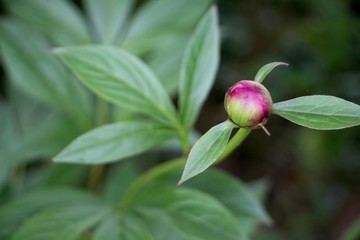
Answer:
[{"left": 224, "top": 80, "right": 272, "bottom": 130}]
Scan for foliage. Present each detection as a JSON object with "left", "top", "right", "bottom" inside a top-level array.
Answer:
[{"left": 1, "top": 0, "right": 360, "bottom": 239}]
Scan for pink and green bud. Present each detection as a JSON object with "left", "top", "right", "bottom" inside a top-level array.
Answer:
[{"left": 224, "top": 80, "right": 272, "bottom": 129}]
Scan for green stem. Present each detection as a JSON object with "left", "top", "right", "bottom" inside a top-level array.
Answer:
[
  {"left": 119, "top": 158, "right": 185, "bottom": 210},
  {"left": 216, "top": 128, "right": 251, "bottom": 163},
  {"left": 178, "top": 127, "right": 190, "bottom": 157},
  {"left": 88, "top": 97, "right": 109, "bottom": 193},
  {"left": 87, "top": 165, "right": 106, "bottom": 193},
  {"left": 95, "top": 97, "right": 109, "bottom": 126}
]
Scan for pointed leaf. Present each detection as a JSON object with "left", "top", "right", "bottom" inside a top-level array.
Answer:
[
  {"left": 273, "top": 95, "right": 360, "bottom": 130},
  {"left": 254, "top": 62, "right": 288, "bottom": 83},
  {"left": 54, "top": 45, "right": 178, "bottom": 127},
  {"left": 54, "top": 120, "right": 175, "bottom": 164},
  {"left": 3, "top": 0, "right": 90, "bottom": 45},
  {"left": 84, "top": 0, "right": 134, "bottom": 44},
  {"left": 179, "top": 120, "right": 236, "bottom": 184},
  {"left": 179, "top": 6, "right": 220, "bottom": 131}
]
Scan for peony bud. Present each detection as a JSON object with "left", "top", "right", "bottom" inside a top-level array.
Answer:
[{"left": 224, "top": 80, "right": 272, "bottom": 131}]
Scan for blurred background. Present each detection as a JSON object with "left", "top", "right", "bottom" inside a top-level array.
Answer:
[
  {"left": 1, "top": 0, "right": 360, "bottom": 239},
  {"left": 205, "top": 0, "right": 360, "bottom": 239}
]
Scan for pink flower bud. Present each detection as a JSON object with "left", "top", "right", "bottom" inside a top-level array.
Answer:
[{"left": 224, "top": 80, "right": 272, "bottom": 129}]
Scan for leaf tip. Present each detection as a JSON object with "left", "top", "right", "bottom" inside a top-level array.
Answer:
[
  {"left": 278, "top": 61, "right": 289, "bottom": 67},
  {"left": 177, "top": 178, "right": 185, "bottom": 186},
  {"left": 52, "top": 153, "right": 67, "bottom": 163}
]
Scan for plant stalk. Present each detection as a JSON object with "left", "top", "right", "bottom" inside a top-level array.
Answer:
[
  {"left": 216, "top": 128, "right": 251, "bottom": 163},
  {"left": 87, "top": 97, "right": 109, "bottom": 193}
]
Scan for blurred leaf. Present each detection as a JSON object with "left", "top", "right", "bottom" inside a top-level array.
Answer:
[
  {"left": 102, "top": 161, "right": 139, "bottom": 204},
  {"left": 134, "top": 186, "right": 246, "bottom": 240},
  {"left": 3, "top": 0, "right": 90, "bottom": 45},
  {"left": 136, "top": 208, "right": 197, "bottom": 240},
  {"left": 84, "top": 0, "right": 134, "bottom": 44},
  {"left": 147, "top": 35, "right": 188, "bottom": 94},
  {"left": 0, "top": 102, "right": 82, "bottom": 189},
  {"left": 254, "top": 62, "right": 288, "bottom": 83},
  {"left": 94, "top": 214, "right": 120, "bottom": 240},
  {"left": 14, "top": 115, "right": 81, "bottom": 163},
  {"left": 179, "top": 6, "right": 219, "bottom": 131},
  {"left": 54, "top": 45, "right": 178, "bottom": 127},
  {"left": 341, "top": 216, "right": 360, "bottom": 240},
  {"left": 139, "top": 165, "right": 270, "bottom": 233},
  {"left": 0, "top": 188, "right": 102, "bottom": 238},
  {"left": 42, "top": 164, "right": 88, "bottom": 187},
  {"left": 54, "top": 120, "right": 175, "bottom": 164},
  {"left": 179, "top": 120, "right": 236, "bottom": 184},
  {"left": 119, "top": 213, "right": 153, "bottom": 240},
  {"left": 248, "top": 178, "right": 271, "bottom": 202},
  {"left": 273, "top": 95, "right": 360, "bottom": 130},
  {"left": 185, "top": 170, "right": 271, "bottom": 224},
  {"left": 0, "top": 20, "right": 93, "bottom": 128},
  {"left": 0, "top": 102, "right": 18, "bottom": 189},
  {"left": 123, "top": 0, "right": 213, "bottom": 54},
  {"left": 12, "top": 203, "right": 111, "bottom": 240}
]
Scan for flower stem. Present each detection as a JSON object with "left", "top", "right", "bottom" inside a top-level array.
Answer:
[
  {"left": 88, "top": 97, "right": 109, "bottom": 193},
  {"left": 216, "top": 128, "right": 251, "bottom": 163},
  {"left": 178, "top": 127, "right": 190, "bottom": 157}
]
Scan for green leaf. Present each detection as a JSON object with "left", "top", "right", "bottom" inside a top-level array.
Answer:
[
  {"left": 138, "top": 166, "right": 270, "bottom": 225},
  {"left": 42, "top": 164, "right": 89, "bottom": 187},
  {"left": 147, "top": 35, "right": 188, "bottom": 94},
  {"left": 0, "top": 101, "right": 83, "bottom": 189},
  {"left": 0, "top": 103, "right": 17, "bottom": 189},
  {"left": 54, "top": 120, "right": 175, "bottom": 164},
  {"left": 84, "top": 0, "right": 134, "bottom": 44},
  {"left": 101, "top": 161, "right": 139, "bottom": 204},
  {"left": 185, "top": 170, "right": 271, "bottom": 224},
  {"left": 134, "top": 187, "right": 246, "bottom": 240},
  {"left": 273, "top": 95, "right": 360, "bottom": 130},
  {"left": 119, "top": 213, "right": 153, "bottom": 240},
  {"left": 3, "top": 0, "right": 90, "bottom": 45},
  {"left": 54, "top": 45, "right": 178, "bottom": 127},
  {"left": 178, "top": 120, "right": 236, "bottom": 185},
  {"left": 0, "top": 20, "right": 93, "bottom": 128},
  {"left": 0, "top": 188, "right": 101, "bottom": 238},
  {"left": 12, "top": 203, "right": 111, "bottom": 240},
  {"left": 254, "top": 62, "right": 288, "bottom": 83},
  {"left": 136, "top": 208, "right": 197, "bottom": 240},
  {"left": 93, "top": 214, "right": 120, "bottom": 240},
  {"left": 179, "top": 6, "right": 220, "bottom": 131},
  {"left": 123, "top": 0, "right": 213, "bottom": 54}
]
